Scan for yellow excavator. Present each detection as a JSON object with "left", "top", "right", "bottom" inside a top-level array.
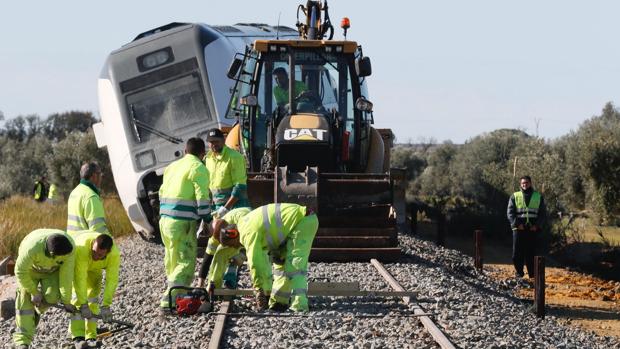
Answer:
[{"left": 223, "top": 0, "right": 406, "bottom": 261}]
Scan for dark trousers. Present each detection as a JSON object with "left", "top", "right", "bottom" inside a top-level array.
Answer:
[{"left": 512, "top": 230, "right": 537, "bottom": 277}]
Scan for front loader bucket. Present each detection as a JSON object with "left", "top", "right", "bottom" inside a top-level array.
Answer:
[{"left": 247, "top": 167, "right": 403, "bottom": 262}]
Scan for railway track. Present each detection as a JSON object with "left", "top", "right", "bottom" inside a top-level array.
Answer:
[{"left": 205, "top": 259, "right": 455, "bottom": 349}]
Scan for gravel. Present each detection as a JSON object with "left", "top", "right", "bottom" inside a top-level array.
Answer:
[{"left": 1, "top": 233, "right": 619, "bottom": 348}]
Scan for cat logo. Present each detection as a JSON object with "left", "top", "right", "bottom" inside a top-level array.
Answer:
[{"left": 283, "top": 128, "right": 327, "bottom": 141}]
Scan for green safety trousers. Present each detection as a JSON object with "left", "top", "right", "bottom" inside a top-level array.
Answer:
[
  {"left": 270, "top": 214, "right": 319, "bottom": 312},
  {"left": 159, "top": 216, "right": 197, "bottom": 309},
  {"left": 208, "top": 245, "right": 243, "bottom": 288},
  {"left": 14, "top": 271, "right": 60, "bottom": 346},
  {"left": 69, "top": 271, "right": 102, "bottom": 339}
]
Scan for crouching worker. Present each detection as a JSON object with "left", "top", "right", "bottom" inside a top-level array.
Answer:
[
  {"left": 197, "top": 208, "right": 251, "bottom": 290},
  {"left": 69, "top": 232, "right": 120, "bottom": 349},
  {"left": 14, "top": 229, "right": 76, "bottom": 349},
  {"left": 216, "top": 203, "right": 318, "bottom": 312}
]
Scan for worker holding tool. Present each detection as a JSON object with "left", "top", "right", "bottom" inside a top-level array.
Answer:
[
  {"left": 158, "top": 137, "right": 212, "bottom": 313},
  {"left": 197, "top": 128, "right": 250, "bottom": 290},
  {"left": 13, "top": 229, "right": 76, "bottom": 349},
  {"left": 216, "top": 203, "right": 318, "bottom": 312},
  {"left": 69, "top": 232, "right": 120, "bottom": 349},
  {"left": 507, "top": 175, "right": 547, "bottom": 278},
  {"left": 67, "top": 162, "right": 110, "bottom": 235}
]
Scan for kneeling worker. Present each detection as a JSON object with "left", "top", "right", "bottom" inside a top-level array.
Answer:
[
  {"left": 13, "top": 229, "right": 76, "bottom": 349},
  {"left": 69, "top": 232, "right": 120, "bottom": 349},
  {"left": 216, "top": 203, "right": 318, "bottom": 312}
]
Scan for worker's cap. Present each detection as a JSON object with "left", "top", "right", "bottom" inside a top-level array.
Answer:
[
  {"left": 273, "top": 67, "right": 287, "bottom": 76},
  {"left": 206, "top": 128, "right": 225, "bottom": 141},
  {"left": 219, "top": 224, "right": 239, "bottom": 244}
]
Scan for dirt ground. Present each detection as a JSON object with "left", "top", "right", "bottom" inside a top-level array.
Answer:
[{"left": 414, "top": 225, "right": 620, "bottom": 339}]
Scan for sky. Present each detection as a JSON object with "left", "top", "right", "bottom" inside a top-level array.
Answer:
[{"left": 1, "top": 1, "right": 620, "bottom": 144}]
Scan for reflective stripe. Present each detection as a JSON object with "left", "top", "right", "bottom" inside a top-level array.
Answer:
[
  {"left": 32, "top": 266, "right": 58, "bottom": 273},
  {"left": 272, "top": 269, "right": 285, "bottom": 277},
  {"left": 67, "top": 224, "right": 84, "bottom": 231},
  {"left": 68, "top": 214, "right": 87, "bottom": 224},
  {"left": 272, "top": 289, "right": 291, "bottom": 299},
  {"left": 286, "top": 270, "right": 307, "bottom": 278},
  {"left": 16, "top": 327, "right": 28, "bottom": 333},
  {"left": 197, "top": 208, "right": 212, "bottom": 216},
  {"left": 88, "top": 297, "right": 98, "bottom": 303},
  {"left": 89, "top": 217, "right": 106, "bottom": 226},
  {"left": 262, "top": 204, "right": 285, "bottom": 251},
  {"left": 291, "top": 288, "right": 307, "bottom": 296},
  {"left": 197, "top": 199, "right": 212, "bottom": 207},
  {"left": 168, "top": 281, "right": 186, "bottom": 288},
  {"left": 160, "top": 208, "right": 198, "bottom": 219},
  {"left": 17, "top": 309, "right": 35, "bottom": 316},
  {"left": 71, "top": 314, "right": 83, "bottom": 321},
  {"left": 160, "top": 198, "right": 197, "bottom": 207},
  {"left": 94, "top": 225, "right": 108, "bottom": 233}
]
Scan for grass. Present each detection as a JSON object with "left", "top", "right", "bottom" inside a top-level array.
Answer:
[{"left": 0, "top": 195, "right": 134, "bottom": 258}]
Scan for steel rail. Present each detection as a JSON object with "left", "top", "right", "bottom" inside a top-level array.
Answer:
[
  {"left": 370, "top": 259, "right": 456, "bottom": 349},
  {"left": 207, "top": 300, "right": 232, "bottom": 349}
]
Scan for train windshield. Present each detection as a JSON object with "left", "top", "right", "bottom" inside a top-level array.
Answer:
[{"left": 126, "top": 73, "right": 209, "bottom": 144}]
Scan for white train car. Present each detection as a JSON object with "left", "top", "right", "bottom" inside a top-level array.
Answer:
[{"left": 93, "top": 22, "right": 298, "bottom": 241}]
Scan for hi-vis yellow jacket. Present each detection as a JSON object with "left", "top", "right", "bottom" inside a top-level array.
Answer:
[
  {"left": 15, "top": 229, "right": 75, "bottom": 304},
  {"left": 73, "top": 231, "right": 120, "bottom": 307},
  {"left": 159, "top": 154, "right": 211, "bottom": 221},
  {"left": 67, "top": 180, "right": 109, "bottom": 235},
  {"left": 238, "top": 203, "right": 306, "bottom": 291}
]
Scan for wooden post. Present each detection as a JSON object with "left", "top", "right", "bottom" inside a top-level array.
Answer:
[
  {"left": 474, "top": 230, "right": 483, "bottom": 272},
  {"left": 534, "top": 256, "right": 545, "bottom": 318},
  {"left": 436, "top": 213, "right": 445, "bottom": 246}
]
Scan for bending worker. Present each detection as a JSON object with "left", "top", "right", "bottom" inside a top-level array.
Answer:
[
  {"left": 197, "top": 128, "right": 250, "bottom": 289},
  {"left": 507, "top": 175, "right": 546, "bottom": 278},
  {"left": 67, "top": 162, "right": 109, "bottom": 235},
  {"left": 216, "top": 203, "right": 318, "bottom": 312},
  {"left": 13, "top": 229, "right": 76, "bottom": 349},
  {"left": 158, "top": 137, "right": 211, "bottom": 312},
  {"left": 69, "top": 232, "right": 120, "bottom": 349}
]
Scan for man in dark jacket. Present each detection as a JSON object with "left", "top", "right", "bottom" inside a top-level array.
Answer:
[{"left": 507, "top": 175, "right": 546, "bottom": 278}]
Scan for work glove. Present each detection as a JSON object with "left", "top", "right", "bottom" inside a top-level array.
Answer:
[
  {"left": 31, "top": 293, "right": 43, "bottom": 307},
  {"left": 255, "top": 290, "right": 268, "bottom": 311},
  {"left": 80, "top": 304, "right": 93, "bottom": 319},
  {"left": 63, "top": 303, "right": 78, "bottom": 313},
  {"left": 207, "top": 282, "right": 216, "bottom": 303},
  {"left": 100, "top": 306, "right": 113, "bottom": 322},
  {"left": 517, "top": 224, "right": 525, "bottom": 231},
  {"left": 529, "top": 225, "right": 538, "bottom": 232},
  {"left": 213, "top": 206, "right": 229, "bottom": 219}
]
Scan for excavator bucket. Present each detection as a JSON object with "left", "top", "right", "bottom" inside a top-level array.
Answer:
[{"left": 247, "top": 167, "right": 406, "bottom": 262}]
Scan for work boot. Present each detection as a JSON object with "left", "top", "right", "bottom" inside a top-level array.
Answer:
[
  {"left": 73, "top": 337, "right": 87, "bottom": 349},
  {"left": 269, "top": 302, "right": 289, "bottom": 312},
  {"left": 85, "top": 339, "right": 101, "bottom": 348},
  {"left": 15, "top": 345, "right": 29, "bottom": 349}
]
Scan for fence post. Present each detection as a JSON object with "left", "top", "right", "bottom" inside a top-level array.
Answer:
[
  {"left": 474, "top": 230, "right": 483, "bottom": 272},
  {"left": 534, "top": 256, "right": 545, "bottom": 318}
]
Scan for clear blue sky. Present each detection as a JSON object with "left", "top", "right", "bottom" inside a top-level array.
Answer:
[{"left": 1, "top": 1, "right": 619, "bottom": 143}]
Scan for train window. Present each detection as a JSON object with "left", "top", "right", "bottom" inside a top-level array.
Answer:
[{"left": 126, "top": 73, "right": 209, "bottom": 144}]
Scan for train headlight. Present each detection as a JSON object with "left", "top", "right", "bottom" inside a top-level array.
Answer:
[
  {"left": 138, "top": 47, "right": 174, "bottom": 72},
  {"left": 136, "top": 150, "right": 156, "bottom": 170},
  {"left": 355, "top": 97, "right": 373, "bottom": 112}
]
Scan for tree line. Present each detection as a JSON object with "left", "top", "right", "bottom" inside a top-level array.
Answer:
[
  {"left": 0, "top": 111, "right": 113, "bottom": 200},
  {"left": 392, "top": 102, "right": 620, "bottom": 238}
]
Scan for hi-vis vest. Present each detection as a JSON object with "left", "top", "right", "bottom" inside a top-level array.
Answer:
[
  {"left": 159, "top": 154, "right": 211, "bottom": 221},
  {"left": 514, "top": 191, "right": 541, "bottom": 224},
  {"left": 67, "top": 182, "right": 109, "bottom": 235}
]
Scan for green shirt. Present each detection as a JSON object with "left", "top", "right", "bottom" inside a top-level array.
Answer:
[{"left": 273, "top": 81, "right": 308, "bottom": 106}]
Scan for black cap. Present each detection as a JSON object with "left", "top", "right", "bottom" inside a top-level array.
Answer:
[{"left": 206, "top": 128, "right": 224, "bottom": 141}]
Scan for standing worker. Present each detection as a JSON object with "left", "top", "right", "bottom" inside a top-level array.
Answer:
[
  {"left": 197, "top": 128, "right": 250, "bottom": 288},
  {"left": 507, "top": 175, "right": 547, "bottom": 278},
  {"left": 216, "top": 203, "right": 318, "bottom": 312},
  {"left": 47, "top": 183, "right": 58, "bottom": 204},
  {"left": 67, "top": 162, "right": 110, "bottom": 235},
  {"left": 32, "top": 176, "right": 48, "bottom": 203},
  {"left": 13, "top": 229, "right": 76, "bottom": 349},
  {"left": 69, "top": 232, "right": 120, "bottom": 349},
  {"left": 158, "top": 137, "right": 212, "bottom": 312}
]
